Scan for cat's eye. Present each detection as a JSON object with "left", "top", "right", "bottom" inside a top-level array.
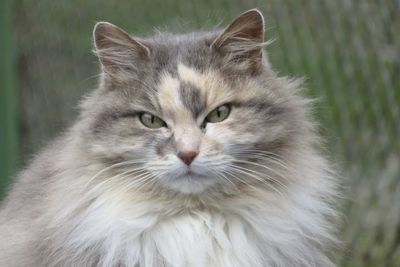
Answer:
[
  {"left": 139, "top": 113, "right": 166, "bottom": 129},
  {"left": 205, "top": 104, "right": 231, "bottom": 123}
]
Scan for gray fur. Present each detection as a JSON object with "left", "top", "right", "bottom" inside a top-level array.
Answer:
[{"left": 178, "top": 82, "right": 205, "bottom": 118}]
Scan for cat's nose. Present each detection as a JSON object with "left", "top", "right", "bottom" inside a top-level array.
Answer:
[{"left": 177, "top": 150, "right": 199, "bottom": 166}]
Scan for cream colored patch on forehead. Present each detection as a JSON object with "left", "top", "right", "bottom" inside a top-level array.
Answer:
[
  {"left": 177, "top": 64, "right": 204, "bottom": 86},
  {"left": 157, "top": 72, "right": 192, "bottom": 121},
  {"left": 177, "top": 63, "right": 233, "bottom": 107}
]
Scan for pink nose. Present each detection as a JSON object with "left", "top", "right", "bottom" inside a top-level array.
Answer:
[{"left": 177, "top": 151, "right": 199, "bottom": 166}]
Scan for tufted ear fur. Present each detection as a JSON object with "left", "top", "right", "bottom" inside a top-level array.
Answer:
[
  {"left": 211, "top": 9, "right": 265, "bottom": 72},
  {"left": 93, "top": 22, "right": 150, "bottom": 76}
]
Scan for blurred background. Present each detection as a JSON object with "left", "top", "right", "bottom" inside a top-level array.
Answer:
[{"left": 0, "top": 0, "right": 399, "bottom": 266}]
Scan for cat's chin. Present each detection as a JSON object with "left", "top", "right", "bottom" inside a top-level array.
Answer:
[{"left": 165, "top": 174, "right": 217, "bottom": 194}]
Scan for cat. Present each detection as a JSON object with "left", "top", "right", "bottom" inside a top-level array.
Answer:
[{"left": 0, "top": 9, "right": 339, "bottom": 267}]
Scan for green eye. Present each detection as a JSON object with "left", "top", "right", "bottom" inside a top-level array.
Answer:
[
  {"left": 205, "top": 104, "right": 231, "bottom": 123},
  {"left": 139, "top": 113, "right": 166, "bottom": 129}
]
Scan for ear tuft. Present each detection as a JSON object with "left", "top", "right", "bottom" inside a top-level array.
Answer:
[{"left": 93, "top": 22, "right": 150, "bottom": 72}]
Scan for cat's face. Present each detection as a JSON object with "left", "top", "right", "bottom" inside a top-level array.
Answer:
[{"left": 85, "top": 10, "right": 303, "bottom": 194}]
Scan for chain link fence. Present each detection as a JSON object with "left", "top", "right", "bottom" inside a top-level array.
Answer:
[{"left": 12, "top": 0, "right": 400, "bottom": 266}]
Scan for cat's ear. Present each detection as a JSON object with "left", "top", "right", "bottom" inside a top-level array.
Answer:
[
  {"left": 93, "top": 22, "right": 150, "bottom": 74},
  {"left": 211, "top": 9, "right": 265, "bottom": 72}
]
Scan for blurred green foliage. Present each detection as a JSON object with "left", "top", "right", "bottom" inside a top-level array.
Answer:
[
  {"left": 4, "top": 0, "right": 400, "bottom": 265},
  {"left": 0, "top": 0, "right": 17, "bottom": 197}
]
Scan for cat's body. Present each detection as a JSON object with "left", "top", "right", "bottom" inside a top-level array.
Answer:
[{"left": 0, "top": 10, "right": 338, "bottom": 267}]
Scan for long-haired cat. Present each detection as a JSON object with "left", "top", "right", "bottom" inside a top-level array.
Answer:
[{"left": 0, "top": 9, "right": 338, "bottom": 267}]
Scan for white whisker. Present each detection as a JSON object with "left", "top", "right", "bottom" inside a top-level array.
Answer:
[
  {"left": 84, "top": 160, "right": 148, "bottom": 188},
  {"left": 227, "top": 164, "right": 284, "bottom": 196}
]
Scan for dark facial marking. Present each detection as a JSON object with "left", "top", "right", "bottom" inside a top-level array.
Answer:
[{"left": 178, "top": 82, "right": 206, "bottom": 118}]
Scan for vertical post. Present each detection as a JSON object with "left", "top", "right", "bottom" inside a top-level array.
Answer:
[{"left": 0, "top": 0, "right": 17, "bottom": 199}]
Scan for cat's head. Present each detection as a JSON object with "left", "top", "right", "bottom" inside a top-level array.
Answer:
[{"left": 81, "top": 9, "right": 310, "bottom": 195}]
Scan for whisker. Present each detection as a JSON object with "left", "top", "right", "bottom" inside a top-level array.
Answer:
[
  {"left": 84, "top": 160, "right": 148, "bottom": 188},
  {"left": 87, "top": 168, "right": 148, "bottom": 194},
  {"left": 221, "top": 169, "right": 256, "bottom": 189},
  {"left": 231, "top": 159, "right": 290, "bottom": 182},
  {"left": 209, "top": 168, "right": 236, "bottom": 188},
  {"left": 229, "top": 164, "right": 287, "bottom": 190},
  {"left": 231, "top": 150, "right": 292, "bottom": 171},
  {"left": 128, "top": 174, "right": 158, "bottom": 193},
  {"left": 227, "top": 164, "right": 284, "bottom": 196}
]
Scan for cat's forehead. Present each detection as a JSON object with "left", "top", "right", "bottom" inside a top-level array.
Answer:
[
  {"left": 146, "top": 31, "right": 221, "bottom": 73},
  {"left": 155, "top": 63, "right": 233, "bottom": 121}
]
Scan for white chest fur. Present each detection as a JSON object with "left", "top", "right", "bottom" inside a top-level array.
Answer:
[{"left": 52, "top": 187, "right": 334, "bottom": 267}]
